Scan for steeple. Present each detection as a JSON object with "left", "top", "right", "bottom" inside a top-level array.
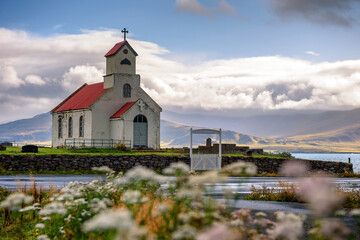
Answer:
[{"left": 104, "top": 40, "right": 138, "bottom": 75}]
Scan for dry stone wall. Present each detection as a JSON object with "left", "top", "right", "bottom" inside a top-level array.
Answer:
[{"left": 0, "top": 154, "right": 353, "bottom": 174}]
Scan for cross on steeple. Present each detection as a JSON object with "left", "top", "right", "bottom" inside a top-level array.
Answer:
[{"left": 122, "top": 28, "right": 129, "bottom": 41}]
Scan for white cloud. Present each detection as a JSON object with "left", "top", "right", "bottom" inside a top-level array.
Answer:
[
  {"left": 305, "top": 51, "right": 320, "bottom": 56},
  {"left": 25, "top": 75, "right": 46, "bottom": 85},
  {"left": 62, "top": 65, "right": 104, "bottom": 91},
  {"left": 0, "top": 65, "right": 24, "bottom": 89},
  {"left": 1, "top": 27, "right": 360, "bottom": 123}
]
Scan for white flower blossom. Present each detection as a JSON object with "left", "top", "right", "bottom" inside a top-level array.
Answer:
[
  {"left": 163, "top": 162, "right": 190, "bottom": 176},
  {"left": 124, "top": 166, "right": 165, "bottom": 184},
  {"left": 39, "top": 202, "right": 67, "bottom": 216},
  {"left": 122, "top": 190, "right": 142, "bottom": 204},
  {"left": 189, "top": 171, "right": 227, "bottom": 185},
  {"left": 37, "top": 235, "right": 50, "bottom": 240},
  {"left": 268, "top": 212, "right": 305, "bottom": 240},
  {"left": 92, "top": 166, "right": 114, "bottom": 173},
  {"left": 19, "top": 202, "right": 41, "bottom": 212},
  {"left": 172, "top": 224, "right": 198, "bottom": 240},
  {"left": 82, "top": 209, "right": 135, "bottom": 232},
  {"left": 221, "top": 161, "right": 257, "bottom": 176},
  {"left": 0, "top": 192, "right": 33, "bottom": 211},
  {"left": 35, "top": 223, "right": 45, "bottom": 229}
]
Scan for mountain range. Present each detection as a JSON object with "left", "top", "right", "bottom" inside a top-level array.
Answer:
[{"left": 1, "top": 108, "right": 360, "bottom": 152}]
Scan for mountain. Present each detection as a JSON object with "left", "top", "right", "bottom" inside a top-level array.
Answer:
[
  {"left": 0, "top": 113, "right": 52, "bottom": 143},
  {"left": 162, "top": 108, "right": 360, "bottom": 138},
  {"left": 1, "top": 108, "right": 360, "bottom": 152}
]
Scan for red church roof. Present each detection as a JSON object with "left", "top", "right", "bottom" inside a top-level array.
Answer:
[
  {"left": 110, "top": 102, "right": 136, "bottom": 119},
  {"left": 52, "top": 82, "right": 109, "bottom": 113},
  {"left": 105, "top": 40, "right": 138, "bottom": 57}
]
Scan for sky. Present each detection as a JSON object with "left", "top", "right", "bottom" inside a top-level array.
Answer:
[{"left": 0, "top": 0, "right": 360, "bottom": 123}]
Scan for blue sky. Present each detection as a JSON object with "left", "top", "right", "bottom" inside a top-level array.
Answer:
[
  {"left": 1, "top": 0, "right": 359, "bottom": 61},
  {"left": 1, "top": 0, "right": 360, "bottom": 123}
]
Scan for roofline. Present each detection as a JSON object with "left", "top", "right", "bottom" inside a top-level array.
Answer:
[
  {"left": 51, "top": 84, "right": 88, "bottom": 113},
  {"left": 105, "top": 41, "right": 138, "bottom": 57},
  {"left": 110, "top": 101, "right": 136, "bottom": 119},
  {"left": 88, "top": 86, "right": 111, "bottom": 109}
]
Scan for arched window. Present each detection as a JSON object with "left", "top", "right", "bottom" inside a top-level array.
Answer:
[
  {"left": 120, "top": 58, "right": 131, "bottom": 65},
  {"left": 68, "top": 117, "right": 73, "bottom": 138},
  {"left": 79, "top": 116, "right": 84, "bottom": 137},
  {"left": 58, "top": 117, "right": 62, "bottom": 138},
  {"left": 123, "top": 84, "right": 131, "bottom": 98},
  {"left": 134, "top": 114, "right": 147, "bottom": 123}
]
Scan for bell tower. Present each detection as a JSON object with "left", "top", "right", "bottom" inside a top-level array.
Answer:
[{"left": 103, "top": 28, "right": 138, "bottom": 88}]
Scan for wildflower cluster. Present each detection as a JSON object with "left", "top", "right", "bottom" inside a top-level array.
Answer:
[{"left": 1, "top": 160, "right": 360, "bottom": 239}]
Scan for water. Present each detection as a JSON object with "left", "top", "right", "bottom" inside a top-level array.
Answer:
[{"left": 293, "top": 153, "right": 360, "bottom": 173}]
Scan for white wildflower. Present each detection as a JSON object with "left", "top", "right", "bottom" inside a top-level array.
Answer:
[
  {"left": 297, "top": 176, "right": 343, "bottom": 217},
  {"left": 0, "top": 192, "right": 33, "bottom": 211},
  {"left": 59, "top": 226, "right": 65, "bottom": 234},
  {"left": 92, "top": 166, "right": 114, "bottom": 173},
  {"left": 81, "top": 210, "right": 91, "bottom": 217},
  {"left": 39, "top": 202, "right": 67, "bottom": 216},
  {"left": 269, "top": 212, "right": 305, "bottom": 240},
  {"left": 124, "top": 166, "right": 165, "bottom": 184},
  {"left": 189, "top": 171, "right": 227, "bottom": 185},
  {"left": 73, "top": 198, "right": 87, "bottom": 205},
  {"left": 42, "top": 217, "right": 51, "bottom": 221},
  {"left": 172, "top": 224, "right": 198, "bottom": 240},
  {"left": 89, "top": 198, "right": 112, "bottom": 213},
  {"left": 20, "top": 203, "right": 41, "bottom": 212},
  {"left": 37, "top": 235, "right": 50, "bottom": 240},
  {"left": 122, "top": 190, "right": 142, "bottom": 204},
  {"left": 82, "top": 209, "right": 134, "bottom": 232},
  {"left": 221, "top": 161, "right": 257, "bottom": 176},
  {"left": 197, "top": 224, "right": 237, "bottom": 240},
  {"left": 280, "top": 160, "right": 308, "bottom": 177},
  {"left": 64, "top": 214, "right": 73, "bottom": 223},
  {"left": 350, "top": 208, "right": 360, "bottom": 217},
  {"left": 35, "top": 223, "right": 45, "bottom": 229},
  {"left": 163, "top": 162, "right": 190, "bottom": 176}
]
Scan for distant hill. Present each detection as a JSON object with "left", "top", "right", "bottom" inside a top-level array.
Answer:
[
  {"left": 0, "top": 113, "right": 51, "bottom": 143},
  {"left": 1, "top": 109, "right": 360, "bottom": 152}
]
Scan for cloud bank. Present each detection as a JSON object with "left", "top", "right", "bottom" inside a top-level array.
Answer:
[
  {"left": 175, "top": 0, "right": 237, "bottom": 16},
  {"left": 1, "top": 28, "right": 360, "bottom": 123}
]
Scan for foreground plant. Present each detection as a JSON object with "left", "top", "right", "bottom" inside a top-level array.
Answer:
[{"left": 1, "top": 160, "right": 360, "bottom": 239}]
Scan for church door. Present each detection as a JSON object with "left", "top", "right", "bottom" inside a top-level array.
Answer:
[{"left": 133, "top": 114, "right": 148, "bottom": 148}]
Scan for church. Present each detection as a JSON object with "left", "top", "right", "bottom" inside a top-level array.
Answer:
[{"left": 51, "top": 35, "right": 162, "bottom": 149}]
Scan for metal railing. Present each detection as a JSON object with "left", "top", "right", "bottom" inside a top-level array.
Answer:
[{"left": 64, "top": 138, "right": 131, "bottom": 148}]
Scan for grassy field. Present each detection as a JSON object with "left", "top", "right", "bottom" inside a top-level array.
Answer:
[{"left": 0, "top": 146, "right": 181, "bottom": 156}]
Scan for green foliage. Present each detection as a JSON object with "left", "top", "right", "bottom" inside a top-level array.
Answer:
[{"left": 262, "top": 151, "right": 294, "bottom": 159}]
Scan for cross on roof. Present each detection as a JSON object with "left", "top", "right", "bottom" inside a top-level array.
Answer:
[{"left": 122, "top": 28, "right": 129, "bottom": 41}]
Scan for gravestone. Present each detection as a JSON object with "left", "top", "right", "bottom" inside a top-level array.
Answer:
[
  {"left": 206, "top": 138, "right": 212, "bottom": 147},
  {"left": 0, "top": 144, "right": 6, "bottom": 151},
  {"left": 21, "top": 145, "right": 38, "bottom": 153}
]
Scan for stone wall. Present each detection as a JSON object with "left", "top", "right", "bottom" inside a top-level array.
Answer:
[{"left": 0, "top": 155, "right": 353, "bottom": 174}]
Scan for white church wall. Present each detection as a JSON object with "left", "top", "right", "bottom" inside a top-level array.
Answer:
[
  {"left": 110, "top": 119, "right": 124, "bottom": 140},
  {"left": 52, "top": 110, "right": 92, "bottom": 148},
  {"left": 91, "top": 74, "right": 141, "bottom": 139}
]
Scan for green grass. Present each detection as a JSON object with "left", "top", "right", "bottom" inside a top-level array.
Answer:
[{"left": 1, "top": 146, "right": 181, "bottom": 156}]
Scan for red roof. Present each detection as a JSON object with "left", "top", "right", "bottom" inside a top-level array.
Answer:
[
  {"left": 105, "top": 40, "right": 138, "bottom": 57},
  {"left": 53, "top": 82, "right": 109, "bottom": 113},
  {"left": 110, "top": 102, "right": 136, "bottom": 119},
  {"left": 105, "top": 41, "right": 127, "bottom": 57}
]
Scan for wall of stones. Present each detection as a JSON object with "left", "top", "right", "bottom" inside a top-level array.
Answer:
[{"left": 0, "top": 154, "right": 353, "bottom": 174}]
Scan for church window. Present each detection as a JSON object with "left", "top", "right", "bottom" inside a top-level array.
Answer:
[
  {"left": 120, "top": 58, "right": 131, "bottom": 65},
  {"left": 123, "top": 84, "right": 131, "bottom": 98},
  {"left": 79, "top": 116, "right": 84, "bottom": 137},
  {"left": 68, "top": 117, "right": 73, "bottom": 138},
  {"left": 58, "top": 117, "right": 62, "bottom": 138},
  {"left": 134, "top": 114, "right": 147, "bottom": 123}
]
